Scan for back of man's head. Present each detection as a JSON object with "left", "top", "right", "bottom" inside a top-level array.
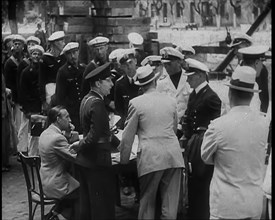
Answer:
[{"left": 47, "top": 105, "right": 65, "bottom": 125}]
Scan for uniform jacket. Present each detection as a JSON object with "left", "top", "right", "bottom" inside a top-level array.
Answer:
[
  {"left": 4, "top": 56, "right": 20, "bottom": 103},
  {"left": 120, "top": 90, "right": 185, "bottom": 177},
  {"left": 55, "top": 62, "right": 86, "bottom": 133},
  {"left": 17, "top": 58, "right": 31, "bottom": 105},
  {"left": 183, "top": 84, "right": 221, "bottom": 139},
  {"left": 256, "top": 64, "right": 269, "bottom": 113},
  {"left": 201, "top": 106, "right": 269, "bottom": 219},
  {"left": 76, "top": 91, "right": 112, "bottom": 168},
  {"left": 2, "top": 73, "right": 8, "bottom": 118},
  {"left": 157, "top": 68, "right": 191, "bottom": 121},
  {"left": 39, "top": 124, "right": 80, "bottom": 199},
  {"left": 19, "top": 62, "right": 42, "bottom": 114},
  {"left": 114, "top": 75, "right": 140, "bottom": 127},
  {"left": 39, "top": 52, "right": 66, "bottom": 102}
]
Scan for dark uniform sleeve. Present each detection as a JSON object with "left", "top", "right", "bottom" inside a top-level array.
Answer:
[
  {"left": 17, "top": 60, "right": 29, "bottom": 105},
  {"left": 38, "top": 58, "right": 47, "bottom": 102},
  {"left": 4, "top": 60, "right": 18, "bottom": 103},
  {"left": 19, "top": 68, "right": 30, "bottom": 112},
  {"left": 257, "top": 65, "right": 269, "bottom": 113},
  {"left": 206, "top": 93, "right": 222, "bottom": 121},
  {"left": 55, "top": 68, "right": 67, "bottom": 106},
  {"left": 114, "top": 81, "right": 125, "bottom": 117}
]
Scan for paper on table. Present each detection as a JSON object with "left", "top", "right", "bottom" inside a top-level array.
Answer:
[{"left": 113, "top": 115, "right": 121, "bottom": 125}]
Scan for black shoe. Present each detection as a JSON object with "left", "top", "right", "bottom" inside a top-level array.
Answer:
[{"left": 44, "top": 210, "right": 59, "bottom": 220}]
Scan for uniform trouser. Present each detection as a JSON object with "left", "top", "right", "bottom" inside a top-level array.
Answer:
[
  {"left": 13, "top": 103, "right": 22, "bottom": 133},
  {"left": 78, "top": 165, "right": 116, "bottom": 220},
  {"left": 2, "top": 116, "right": 10, "bottom": 167},
  {"left": 17, "top": 113, "right": 40, "bottom": 155},
  {"left": 28, "top": 136, "right": 39, "bottom": 156},
  {"left": 17, "top": 112, "right": 29, "bottom": 152},
  {"left": 138, "top": 168, "right": 182, "bottom": 220},
  {"left": 54, "top": 188, "right": 80, "bottom": 220}
]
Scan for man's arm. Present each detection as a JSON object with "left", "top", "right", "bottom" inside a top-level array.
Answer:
[
  {"left": 118, "top": 101, "right": 138, "bottom": 164},
  {"left": 201, "top": 121, "right": 218, "bottom": 165},
  {"left": 53, "top": 135, "right": 77, "bottom": 161}
]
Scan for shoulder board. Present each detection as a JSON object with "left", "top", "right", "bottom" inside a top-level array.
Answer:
[
  {"left": 117, "top": 75, "right": 124, "bottom": 82},
  {"left": 158, "top": 74, "right": 167, "bottom": 80},
  {"left": 44, "top": 52, "right": 53, "bottom": 57},
  {"left": 80, "top": 63, "right": 86, "bottom": 68}
]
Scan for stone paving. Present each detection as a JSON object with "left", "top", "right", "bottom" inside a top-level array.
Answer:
[{"left": 2, "top": 156, "right": 139, "bottom": 220}]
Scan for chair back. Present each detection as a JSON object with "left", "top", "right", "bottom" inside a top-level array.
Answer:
[{"left": 19, "top": 152, "right": 45, "bottom": 205}]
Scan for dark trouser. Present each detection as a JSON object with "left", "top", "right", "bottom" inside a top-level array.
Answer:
[
  {"left": 188, "top": 176, "right": 211, "bottom": 219},
  {"left": 78, "top": 165, "right": 116, "bottom": 220},
  {"left": 2, "top": 116, "right": 10, "bottom": 167},
  {"left": 185, "top": 132, "right": 213, "bottom": 219},
  {"left": 55, "top": 188, "right": 80, "bottom": 220}
]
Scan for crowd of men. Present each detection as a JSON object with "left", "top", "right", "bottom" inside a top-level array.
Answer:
[{"left": 2, "top": 28, "right": 271, "bottom": 220}]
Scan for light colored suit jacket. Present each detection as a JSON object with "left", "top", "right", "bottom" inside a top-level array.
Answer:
[
  {"left": 201, "top": 106, "right": 269, "bottom": 219},
  {"left": 39, "top": 124, "right": 79, "bottom": 199},
  {"left": 156, "top": 68, "right": 191, "bottom": 121},
  {"left": 119, "top": 90, "right": 185, "bottom": 177}
]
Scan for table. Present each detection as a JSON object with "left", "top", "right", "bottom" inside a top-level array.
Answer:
[{"left": 59, "top": 130, "right": 139, "bottom": 206}]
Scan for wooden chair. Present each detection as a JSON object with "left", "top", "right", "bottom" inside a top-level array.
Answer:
[{"left": 19, "top": 152, "right": 59, "bottom": 220}]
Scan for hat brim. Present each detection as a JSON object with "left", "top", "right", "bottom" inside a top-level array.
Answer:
[
  {"left": 134, "top": 72, "right": 160, "bottom": 86},
  {"left": 183, "top": 71, "right": 196, "bottom": 76},
  {"left": 228, "top": 41, "right": 242, "bottom": 48},
  {"left": 161, "top": 59, "right": 172, "bottom": 63},
  {"left": 225, "top": 83, "right": 261, "bottom": 93}
]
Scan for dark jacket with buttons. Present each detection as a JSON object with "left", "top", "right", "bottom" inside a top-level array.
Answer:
[
  {"left": 4, "top": 56, "right": 20, "bottom": 103},
  {"left": 183, "top": 84, "right": 221, "bottom": 219},
  {"left": 38, "top": 52, "right": 66, "bottom": 103},
  {"left": 55, "top": 62, "right": 86, "bottom": 133},
  {"left": 114, "top": 75, "right": 140, "bottom": 129},
  {"left": 77, "top": 91, "right": 112, "bottom": 168},
  {"left": 19, "top": 62, "right": 42, "bottom": 114},
  {"left": 17, "top": 58, "right": 31, "bottom": 105},
  {"left": 183, "top": 84, "right": 221, "bottom": 139}
]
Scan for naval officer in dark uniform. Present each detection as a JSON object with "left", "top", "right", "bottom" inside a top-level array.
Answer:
[
  {"left": 182, "top": 58, "right": 221, "bottom": 219},
  {"left": 71, "top": 62, "right": 116, "bottom": 220},
  {"left": 114, "top": 48, "right": 140, "bottom": 129},
  {"left": 38, "top": 31, "right": 66, "bottom": 113},
  {"left": 55, "top": 42, "right": 86, "bottom": 133},
  {"left": 81, "top": 36, "right": 110, "bottom": 97}
]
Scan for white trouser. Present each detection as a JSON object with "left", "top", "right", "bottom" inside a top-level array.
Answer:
[{"left": 17, "top": 113, "right": 29, "bottom": 152}]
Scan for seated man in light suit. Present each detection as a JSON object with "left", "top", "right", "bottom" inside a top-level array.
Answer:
[
  {"left": 119, "top": 65, "right": 185, "bottom": 219},
  {"left": 39, "top": 105, "right": 80, "bottom": 220}
]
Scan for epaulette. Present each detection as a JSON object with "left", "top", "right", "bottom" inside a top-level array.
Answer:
[
  {"left": 117, "top": 75, "right": 124, "bottom": 82},
  {"left": 80, "top": 63, "right": 86, "bottom": 68},
  {"left": 158, "top": 74, "right": 167, "bottom": 80},
  {"left": 44, "top": 52, "right": 53, "bottom": 57}
]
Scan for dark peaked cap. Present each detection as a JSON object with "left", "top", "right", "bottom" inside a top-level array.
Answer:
[{"left": 85, "top": 62, "right": 113, "bottom": 82}]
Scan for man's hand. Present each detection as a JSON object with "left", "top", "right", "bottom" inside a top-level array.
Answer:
[
  {"left": 42, "top": 101, "right": 49, "bottom": 113},
  {"left": 69, "top": 141, "right": 80, "bottom": 154},
  {"left": 5, "top": 88, "right": 11, "bottom": 97}
]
